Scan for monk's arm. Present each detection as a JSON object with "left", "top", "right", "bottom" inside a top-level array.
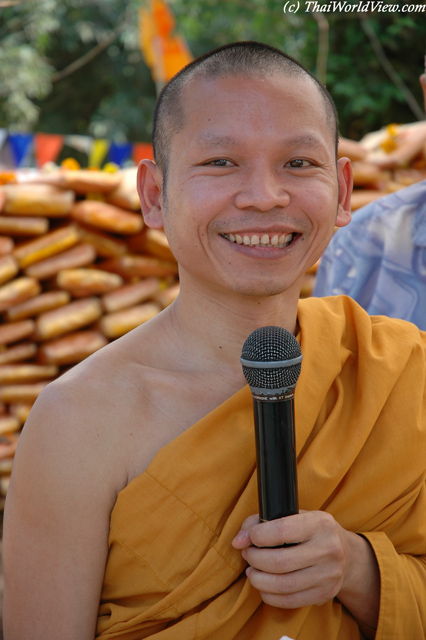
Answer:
[
  {"left": 335, "top": 529, "right": 380, "bottom": 631},
  {"left": 2, "top": 383, "right": 117, "bottom": 640}
]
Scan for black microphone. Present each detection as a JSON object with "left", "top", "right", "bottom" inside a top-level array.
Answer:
[{"left": 241, "top": 326, "right": 302, "bottom": 523}]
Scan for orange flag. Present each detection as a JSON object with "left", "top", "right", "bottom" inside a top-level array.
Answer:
[
  {"left": 152, "top": 0, "right": 175, "bottom": 37},
  {"left": 139, "top": 0, "right": 193, "bottom": 89},
  {"left": 34, "top": 133, "right": 64, "bottom": 168},
  {"left": 133, "top": 143, "right": 154, "bottom": 164}
]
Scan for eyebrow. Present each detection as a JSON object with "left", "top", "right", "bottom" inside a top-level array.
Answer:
[
  {"left": 283, "top": 134, "right": 326, "bottom": 148},
  {"left": 194, "top": 132, "right": 326, "bottom": 150},
  {"left": 194, "top": 133, "right": 239, "bottom": 149}
]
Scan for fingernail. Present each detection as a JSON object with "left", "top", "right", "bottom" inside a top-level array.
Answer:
[{"left": 232, "top": 530, "right": 246, "bottom": 542}]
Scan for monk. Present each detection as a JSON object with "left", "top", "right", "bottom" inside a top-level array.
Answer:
[{"left": 3, "top": 42, "right": 426, "bottom": 639}]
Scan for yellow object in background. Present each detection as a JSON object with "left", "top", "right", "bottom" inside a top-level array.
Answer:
[
  {"left": 88, "top": 139, "right": 110, "bottom": 169},
  {"left": 61, "top": 158, "right": 81, "bottom": 171},
  {"left": 380, "top": 123, "right": 400, "bottom": 153}
]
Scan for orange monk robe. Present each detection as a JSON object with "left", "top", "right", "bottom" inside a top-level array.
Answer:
[{"left": 96, "top": 295, "right": 426, "bottom": 639}]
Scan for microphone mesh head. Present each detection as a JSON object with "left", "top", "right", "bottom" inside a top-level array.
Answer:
[{"left": 241, "top": 326, "right": 302, "bottom": 390}]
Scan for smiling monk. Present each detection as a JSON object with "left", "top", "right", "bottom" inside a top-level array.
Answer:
[{"left": 3, "top": 42, "right": 426, "bottom": 640}]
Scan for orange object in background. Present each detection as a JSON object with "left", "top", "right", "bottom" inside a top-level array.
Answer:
[
  {"left": 34, "top": 134, "right": 64, "bottom": 168},
  {"left": 139, "top": 0, "right": 193, "bottom": 89},
  {"left": 132, "top": 143, "right": 154, "bottom": 165}
]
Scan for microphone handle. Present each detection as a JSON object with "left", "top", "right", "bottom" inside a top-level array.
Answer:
[{"left": 253, "top": 397, "right": 299, "bottom": 522}]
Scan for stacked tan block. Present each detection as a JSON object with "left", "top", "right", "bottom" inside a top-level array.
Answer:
[
  {"left": 0, "top": 168, "right": 179, "bottom": 508},
  {"left": 339, "top": 122, "right": 426, "bottom": 211}
]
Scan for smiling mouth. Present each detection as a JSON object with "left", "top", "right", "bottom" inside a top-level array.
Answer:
[{"left": 220, "top": 232, "right": 295, "bottom": 248}]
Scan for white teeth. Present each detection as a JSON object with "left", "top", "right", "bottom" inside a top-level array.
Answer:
[
  {"left": 278, "top": 234, "right": 293, "bottom": 246},
  {"left": 223, "top": 232, "right": 294, "bottom": 247}
]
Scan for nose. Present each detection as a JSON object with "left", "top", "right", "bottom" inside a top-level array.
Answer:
[{"left": 234, "top": 165, "right": 291, "bottom": 212}]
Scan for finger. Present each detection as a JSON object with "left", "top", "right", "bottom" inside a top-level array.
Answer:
[
  {"left": 248, "top": 511, "right": 336, "bottom": 549},
  {"left": 243, "top": 514, "right": 345, "bottom": 575},
  {"left": 246, "top": 564, "right": 311, "bottom": 594},
  {"left": 258, "top": 588, "right": 330, "bottom": 610},
  {"left": 248, "top": 513, "right": 306, "bottom": 549},
  {"left": 231, "top": 514, "right": 260, "bottom": 549},
  {"left": 246, "top": 565, "right": 340, "bottom": 608},
  {"left": 242, "top": 543, "right": 312, "bottom": 575}
]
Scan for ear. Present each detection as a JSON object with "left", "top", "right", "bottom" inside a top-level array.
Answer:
[
  {"left": 335, "top": 157, "right": 353, "bottom": 228},
  {"left": 137, "top": 159, "right": 164, "bottom": 230}
]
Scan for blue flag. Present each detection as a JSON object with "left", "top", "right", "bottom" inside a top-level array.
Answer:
[
  {"left": 8, "top": 132, "right": 34, "bottom": 167},
  {"left": 108, "top": 141, "right": 133, "bottom": 167}
]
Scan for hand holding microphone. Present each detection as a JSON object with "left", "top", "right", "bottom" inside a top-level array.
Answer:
[{"left": 234, "top": 327, "right": 375, "bottom": 616}]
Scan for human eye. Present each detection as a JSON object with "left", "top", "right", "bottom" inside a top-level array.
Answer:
[
  {"left": 206, "top": 158, "right": 234, "bottom": 167},
  {"left": 286, "top": 158, "right": 313, "bottom": 168}
]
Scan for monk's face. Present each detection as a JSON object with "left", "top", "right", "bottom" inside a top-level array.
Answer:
[{"left": 158, "top": 72, "right": 352, "bottom": 298}]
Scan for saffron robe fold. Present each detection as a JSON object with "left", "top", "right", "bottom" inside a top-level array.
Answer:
[{"left": 96, "top": 295, "right": 426, "bottom": 639}]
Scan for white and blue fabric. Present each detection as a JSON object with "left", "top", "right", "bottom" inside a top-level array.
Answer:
[{"left": 313, "top": 180, "right": 426, "bottom": 330}]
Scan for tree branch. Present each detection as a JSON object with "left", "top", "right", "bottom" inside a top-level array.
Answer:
[
  {"left": 312, "top": 12, "right": 329, "bottom": 85},
  {"left": 51, "top": 22, "right": 127, "bottom": 84}
]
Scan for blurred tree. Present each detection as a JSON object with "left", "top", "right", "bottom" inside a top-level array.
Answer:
[
  {"left": 0, "top": 0, "right": 157, "bottom": 141},
  {"left": 0, "top": 0, "right": 424, "bottom": 142},
  {"left": 0, "top": 0, "right": 58, "bottom": 129},
  {"left": 311, "top": 13, "right": 426, "bottom": 138}
]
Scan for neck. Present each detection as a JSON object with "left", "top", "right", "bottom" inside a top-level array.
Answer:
[{"left": 160, "top": 277, "right": 301, "bottom": 382}]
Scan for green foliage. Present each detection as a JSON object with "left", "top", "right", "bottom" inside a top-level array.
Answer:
[
  {"left": 0, "top": 0, "right": 424, "bottom": 141},
  {"left": 0, "top": 0, "right": 156, "bottom": 140},
  {"left": 322, "top": 14, "right": 426, "bottom": 137},
  {"left": 0, "top": 0, "right": 58, "bottom": 129}
]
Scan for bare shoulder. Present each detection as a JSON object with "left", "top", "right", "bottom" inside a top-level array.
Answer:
[
  {"left": 16, "top": 344, "right": 127, "bottom": 488},
  {"left": 2, "top": 325, "right": 161, "bottom": 639},
  {"left": 9, "top": 309, "right": 185, "bottom": 507},
  {"left": 4, "top": 341, "right": 124, "bottom": 554}
]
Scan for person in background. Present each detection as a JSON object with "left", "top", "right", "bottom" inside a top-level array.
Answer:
[{"left": 313, "top": 74, "right": 426, "bottom": 329}]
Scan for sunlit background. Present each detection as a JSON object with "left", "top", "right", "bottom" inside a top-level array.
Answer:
[{"left": 0, "top": 0, "right": 425, "bottom": 168}]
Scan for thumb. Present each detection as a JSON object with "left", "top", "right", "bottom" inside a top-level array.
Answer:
[{"left": 231, "top": 514, "right": 260, "bottom": 549}]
